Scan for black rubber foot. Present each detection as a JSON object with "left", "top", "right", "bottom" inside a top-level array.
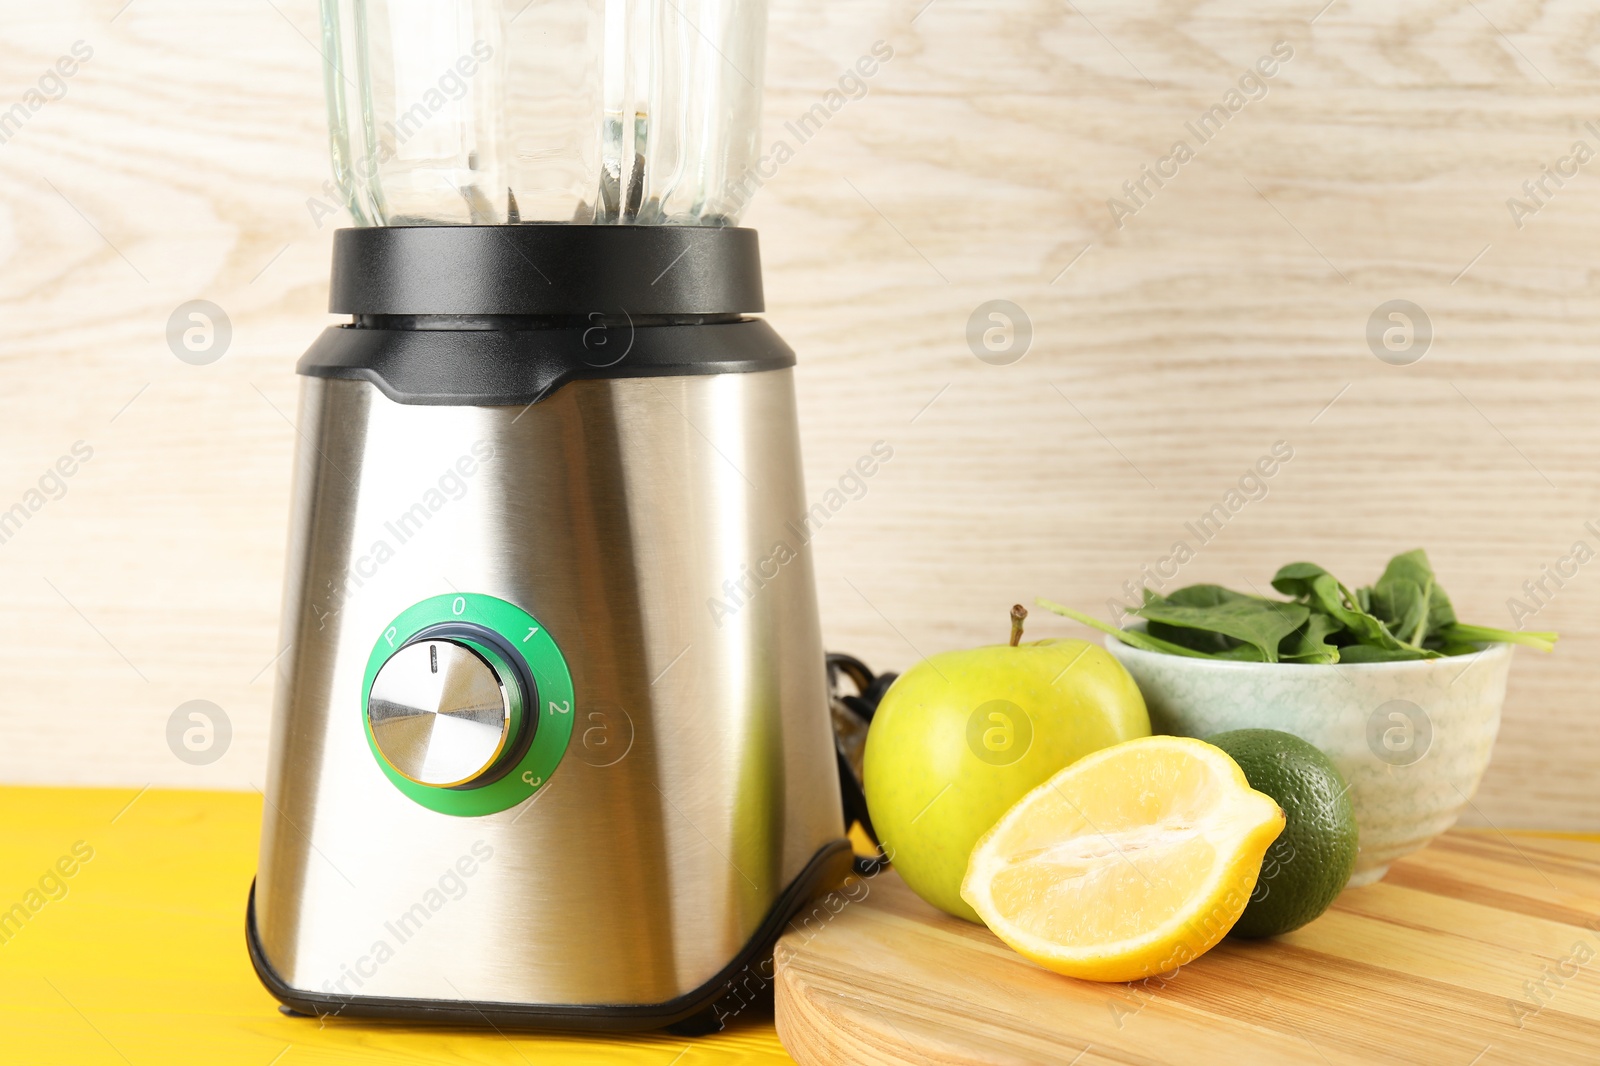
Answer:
[{"left": 664, "top": 1006, "right": 729, "bottom": 1036}]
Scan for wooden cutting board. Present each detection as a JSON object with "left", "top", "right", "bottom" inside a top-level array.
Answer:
[{"left": 774, "top": 830, "right": 1600, "bottom": 1065}]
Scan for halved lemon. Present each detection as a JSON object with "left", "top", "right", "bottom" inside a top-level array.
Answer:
[{"left": 960, "top": 735, "right": 1284, "bottom": 983}]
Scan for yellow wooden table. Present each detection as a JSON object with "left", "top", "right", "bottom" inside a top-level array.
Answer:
[{"left": 0, "top": 786, "right": 795, "bottom": 1065}]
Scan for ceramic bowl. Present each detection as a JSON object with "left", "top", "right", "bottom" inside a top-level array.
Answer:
[{"left": 1104, "top": 636, "right": 1513, "bottom": 887}]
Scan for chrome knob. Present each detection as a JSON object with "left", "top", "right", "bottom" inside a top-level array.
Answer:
[{"left": 366, "top": 639, "right": 522, "bottom": 788}]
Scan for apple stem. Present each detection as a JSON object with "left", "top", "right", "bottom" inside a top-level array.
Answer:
[{"left": 1009, "top": 604, "right": 1027, "bottom": 647}]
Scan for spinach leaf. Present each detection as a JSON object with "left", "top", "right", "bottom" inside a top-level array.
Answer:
[
  {"left": 1132, "top": 591, "right": 1308, "bottom": 663},
  {"left": 1367, "top": 577, "right": 1430, "bottom": 645},
  {"left": 1145, "top": 619, "right": 1240, "bottom": 655},
  {"left": 1335, "top": 644, "right": 1432, "bottom": 663},
  {"left": 1438, "top": 622, "right": 1559, "bottom": 654},
  {"left": 1279, "top": 613, "right": 1343, "bottom": 664},
  {"left": 1370, "top": 551, "right": 1556, "bottom": 652},
  {"left": 1144, "top": 585, "right": 1265, "bottom": 655},
  {"left": 1034, "top": 599, "right": 1216, "bottom": 658},
  {"left": 1367, "top": 549, "right": 1457, "bottom": 646},
  {"left": 1272, "top": 563, "right": 1435, "bottom": 657},
  {"left": 1269, "top": 561, "right": 1337, "bottom": 600},
  {"left": 1161, "top": 585, "right": 1260, "bottom": 608},
  {"left": 1041, "top": 551, "right": 1558, "bottom": 664},
  {"left": 1372, "top": 549, "right": 1437, "bottom": 593}
]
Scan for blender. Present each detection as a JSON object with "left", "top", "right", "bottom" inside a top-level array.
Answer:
[{"left": 245, "top": 0, "right": 851, "bottom": 1031}]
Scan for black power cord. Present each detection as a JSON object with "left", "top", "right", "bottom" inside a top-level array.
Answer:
[{"left": 825, "top": 652, "right": 896, "bottom": 877}]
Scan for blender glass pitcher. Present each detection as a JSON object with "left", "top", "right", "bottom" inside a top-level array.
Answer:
[{"left": 321, "top": 0, "right": 768, "bottom": 226}]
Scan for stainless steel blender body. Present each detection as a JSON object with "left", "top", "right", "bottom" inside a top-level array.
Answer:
[
  {"left": 259, "top": 0, "right": 848, "bottom": 1029},
  {"left": 247, "top": 226, "right": 850, "bottom": 1029}
]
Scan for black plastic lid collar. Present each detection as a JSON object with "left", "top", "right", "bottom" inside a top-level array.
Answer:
[{"left": 329, "top": 225, "right": 765, "bottom": 317}]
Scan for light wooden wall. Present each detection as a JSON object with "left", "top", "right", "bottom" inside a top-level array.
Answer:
[{"left": 2, "top": 0, "right": 1596, "bottom": 827}]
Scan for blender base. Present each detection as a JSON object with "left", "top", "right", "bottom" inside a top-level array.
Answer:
[{"left": 245, "top": 838, "right": 854, "bottom": 1033}]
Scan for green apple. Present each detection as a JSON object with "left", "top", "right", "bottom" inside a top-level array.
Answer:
[{"left": 863, "top": 606, "right": 1150, "bottom": 922}]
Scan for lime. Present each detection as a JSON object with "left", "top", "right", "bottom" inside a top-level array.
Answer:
[{"left": 1206, "top": 729, "right": 1357, "bottom": 938}]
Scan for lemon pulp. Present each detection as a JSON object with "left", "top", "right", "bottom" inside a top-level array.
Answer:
[{"left": 961, "top": 735, "right": 1284, "bottom": 982}]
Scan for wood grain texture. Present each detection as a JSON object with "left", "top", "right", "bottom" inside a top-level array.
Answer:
[
  {"left": 773, "top": 830, "right": 1600, "bottom": 1065},
  {"left": 0, "top": 785, "right": 796, "bottom": 1064},
  {"left": 0, "top": 1, "right": 1597, "bottom": 826}
]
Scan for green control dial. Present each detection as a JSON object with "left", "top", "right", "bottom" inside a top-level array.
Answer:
[{"left": 362, "top": 593, "right": 574, "bottom": 817}]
